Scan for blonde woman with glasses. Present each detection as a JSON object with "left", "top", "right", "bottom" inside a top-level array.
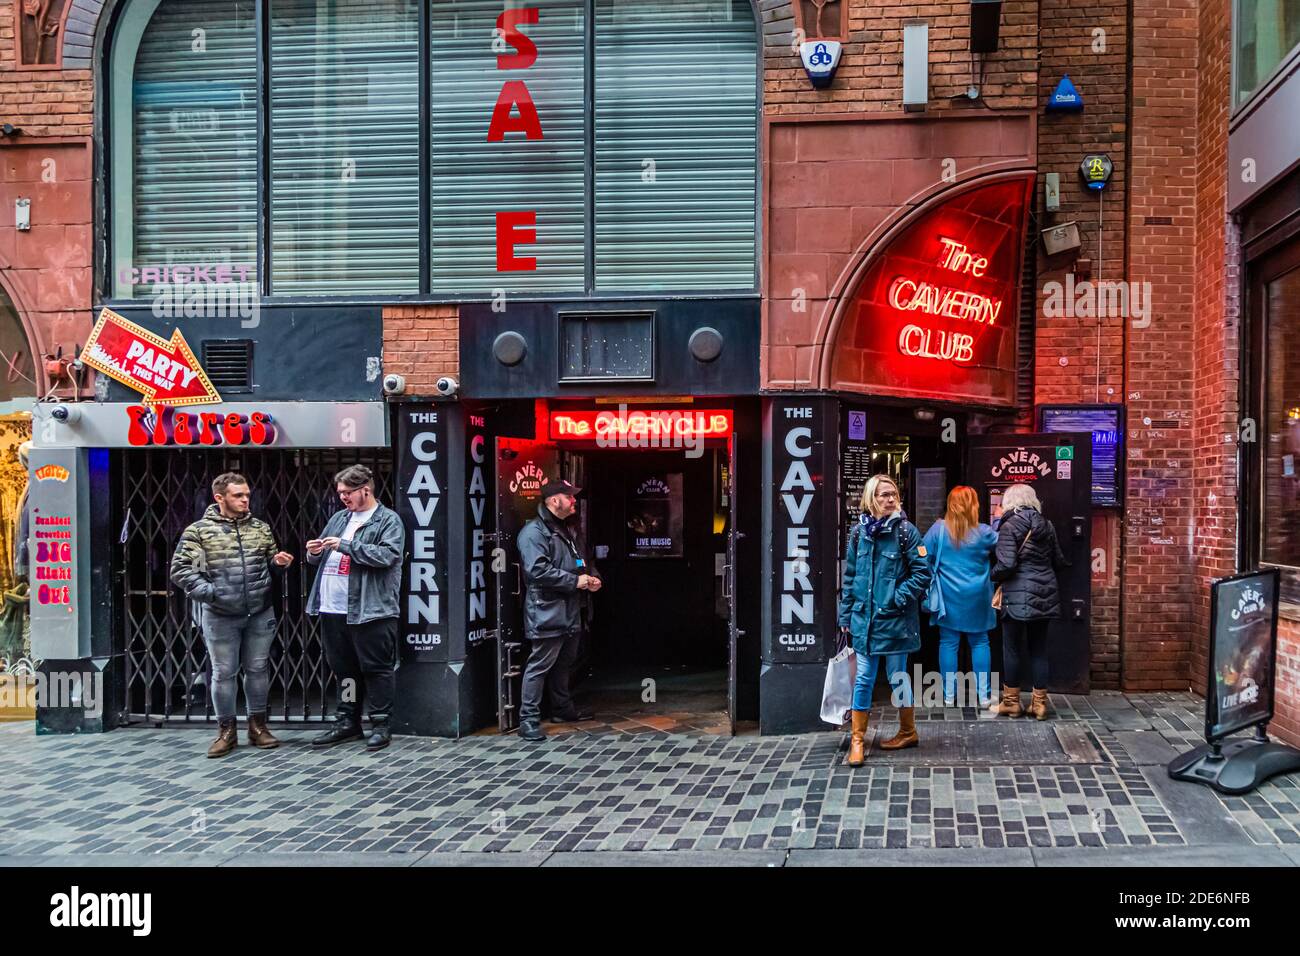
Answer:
[{"left": 837, "top": 474, "right": 932, "bottom": 766}]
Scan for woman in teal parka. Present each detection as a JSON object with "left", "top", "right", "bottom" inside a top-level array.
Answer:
[{"left": 837, "top": 474, "right": 932, "bottom": 767}]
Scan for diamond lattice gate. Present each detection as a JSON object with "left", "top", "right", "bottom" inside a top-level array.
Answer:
[{"left": 117, "top": 447, "right": 393, "bottom": 723}]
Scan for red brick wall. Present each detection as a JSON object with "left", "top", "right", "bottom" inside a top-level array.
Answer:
[
  {"left": 1190, "top": 0, "right": 1239, "bottom": 696},
  {"left": 1277, "top": 617, "right": 1300, "bottom": 745},
  {"left": 0, "top": 2, "right": 93, "bottom": 135},
  {"left": 382, "top": 305, "right": 459, "bottom": 398},
  {"left": 1032, "top": 0, "right": 1129, "bottom": 688},
  {"left": 761, "top": 0, "right": 1039, "bottom": 116}
]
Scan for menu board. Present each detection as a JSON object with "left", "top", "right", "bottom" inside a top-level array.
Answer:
[
  {"left": 914, "top": 467, "right": 948, "bottom": 535},
  {"left": 842, "top": 440, "right": 872, "bottom": 532},
  {"left": 1207, "top": 569, "right": 1279, "bottom": 741},
  {"left": 1041, "top": 405, "right": 1123, "bottom": 507}
]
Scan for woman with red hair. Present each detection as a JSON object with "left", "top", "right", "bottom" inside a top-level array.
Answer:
[{"left": 921, "top": 486, "right": 999, "bottom": 708}]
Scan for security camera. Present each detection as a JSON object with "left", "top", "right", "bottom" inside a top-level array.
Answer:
[
  {"left": 435, "top": 376, "right": 459, "bottom": 397},
  {"left": 382, "top": 373, "right": 406, "bottom": 396},
  {"left": 50, "top": 404, "right": 81, "bottom": 424}
]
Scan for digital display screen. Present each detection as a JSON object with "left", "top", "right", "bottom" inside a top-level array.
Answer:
[{"left": 1041, "top": 406, "right": 1123, "bottom": 507}]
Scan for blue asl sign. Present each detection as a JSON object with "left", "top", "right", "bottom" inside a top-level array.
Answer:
[
  {"left": 1047, "top": 75, "right": 1084, "bottom": 112},
  {"left": 808, "top": 43, "right": 834, "bottom": 67}
]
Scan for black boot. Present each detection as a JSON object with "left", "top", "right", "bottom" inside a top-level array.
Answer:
[
  {"left": 518, "top": 718, "right": 546, "bottom": 741},
  {"left": 365, "top": 714, "right": 392, "bottom": 752},
  {"left": 548, "top": 708, "right": 594, "bottom": 724},
  {"left": 311, "top": 712, "right": 364, "bottom": 747}
]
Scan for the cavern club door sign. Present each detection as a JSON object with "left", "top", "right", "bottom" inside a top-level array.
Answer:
[
  {"left": 81, "top": 308, "right": 221, "bottom": 406},
  {"left": 830, "top": 176, "right": 1034, "bottom": 408}
]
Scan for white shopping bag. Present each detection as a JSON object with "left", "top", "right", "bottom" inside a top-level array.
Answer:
[{"left": 819, "top": 645, "right": 856, "bottom": 725}]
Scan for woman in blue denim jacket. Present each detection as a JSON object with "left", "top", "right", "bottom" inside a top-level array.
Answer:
[{"left": 837, "top": 474, "right": 932, "bottom": 767}]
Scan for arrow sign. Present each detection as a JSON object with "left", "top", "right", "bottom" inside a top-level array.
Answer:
[{"left": 81, "top": 308, "right": 222, "bottom": 406}]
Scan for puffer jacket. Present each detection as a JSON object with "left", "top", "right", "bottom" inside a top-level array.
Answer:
[
  {"left": 991, "top": 506, "right": 1069, "bottom": 621},
  {"left": 170, "top": 504, "right": 278, "bottom": 616},
  {"left": 517, "top": 503, "right": 598, "bottom": 640},
  {"left": 837, "top": 512, "right": 932, "bottom": 655}
]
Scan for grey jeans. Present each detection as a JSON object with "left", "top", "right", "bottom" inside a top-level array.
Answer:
[
  {"left": 201, "top": 607, "right": 277, "bottom": 720},
  {"left": 519, "top": 630, "right": 581, "bottom": 722}
]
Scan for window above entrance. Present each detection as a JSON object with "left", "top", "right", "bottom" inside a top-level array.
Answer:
[{"left": 107, "top": 0, "right": 759, "bottom": 301}]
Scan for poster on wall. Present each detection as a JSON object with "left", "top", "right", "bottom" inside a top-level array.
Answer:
[
  {"left": 1040, "top": 404, "right": 1124, "bottom": 507},
  {"left": 626, "top": 472, "right": 683, "bottom": 558},
  {"left": 1207, "top": 569, "right": 1280, "bottom": 741},
  {"left": 841, "top": 406, "right": 871, "bottom": 531}
]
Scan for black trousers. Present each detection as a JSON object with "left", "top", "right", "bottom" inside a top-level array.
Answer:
[
  {"left": 320, "top": 613, "right": 398, "bottom": 721},
  {"left": 519, "top": 630, "right": 581, "bottom": 722},
  {"left": 1001, "top": 617, "right": 1051, "bottom": 689}
]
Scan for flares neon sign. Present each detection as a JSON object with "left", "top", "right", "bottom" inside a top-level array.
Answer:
[{"left": 887, "top": 237, "right": 1005, "bottom": 365}]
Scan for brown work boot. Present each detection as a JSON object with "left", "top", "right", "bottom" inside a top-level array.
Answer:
[
  {"left": 847, "top": 710, "right": 870, "bottom": 767},
  {"left": 880, "top": 706, "right": 919, "bottom": 750},
  {"left": 247, "top": 712, "right": 281, "bottom": 748},
  {"left": 207, "top": 718, "right": 238, "bottom": 758},
  {"left": 996, "top": 686, "right": 1023, "bottom": 717},
  {"left": 1029, "top": 688, "right": 1050, "bottom": 721}
]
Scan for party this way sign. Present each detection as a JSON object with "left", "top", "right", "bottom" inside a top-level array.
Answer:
[{"left": 81, "top": 308, "right": 221, "bottom": 406}]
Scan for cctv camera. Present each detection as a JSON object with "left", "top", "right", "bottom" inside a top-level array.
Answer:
[
  {"left": 435, "top": 376, "right": 459, "bottom": 397},
  {"left": 50, "top": 404, "right": 81, "bottom": 424},
  {"left": 382, "top": 373, "right": 406, "bottom": 396}
]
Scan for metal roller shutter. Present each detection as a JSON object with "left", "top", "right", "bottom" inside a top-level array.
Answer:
[{"left": 270, "top": 0, "right": 421, "bottom": 294}]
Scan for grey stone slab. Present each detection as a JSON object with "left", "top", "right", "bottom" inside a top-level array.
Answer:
[
  {"left": 1282, "top": 845, "right": 1300, "bottom": 866},
  {"left": 8, "top": 854, "right": 235, "bottom": 867},
  {"left": 1140, "top": 767, "right": 1254, "bottom": 846},
  {"left": 415, "top": 852, "right": 551, "bottom": 867},
  {"left": 542, "top": 850, "right": 787, "bottom": 867},
  {"left": 1030, "top": 845, "right": 1294, "bottom": 867},
  {"left": 787, "top": 848, "right": 1034, "bottom": 867},
  {"left": 1113, "top": 731, "right": 1181, "bottom": 766},
  {"left": 217, "top": 852, "right": 426, "bottom": 867}
]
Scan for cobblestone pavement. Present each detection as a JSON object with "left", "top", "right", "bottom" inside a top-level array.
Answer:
[{"left": 1, "top": 692, "right": 1298, "bottom": 865}]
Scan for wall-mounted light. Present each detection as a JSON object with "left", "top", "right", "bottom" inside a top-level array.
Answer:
[
  {"left": 903, "top": 21, "right": 929, "bottom": 112},
  {"left": 970, "top": 0, "right": 1003, "bottom": 54}
]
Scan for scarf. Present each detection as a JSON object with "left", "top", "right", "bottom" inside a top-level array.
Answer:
[{"left": 859, "top": 509, "right": 906, "bottom": 539}]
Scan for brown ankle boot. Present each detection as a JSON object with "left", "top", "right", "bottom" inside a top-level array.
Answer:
[
  {"left": 880, "top": 706, "right": 919, "bottom": 750},
  {"left": 207, "top": 718, "right": 238, "bottom": 758},
  {"left": 996, "top": 686, "right": 1023, "bottom": 717},
  {"left": 1029, "top": 689, "right": 1050, "bottom": 721},
  {"left": 247, "top": 712, "right": 281, "bottom": 748},
  {"left": 847, "top": 710, "right": 870, "bottom": 767}
]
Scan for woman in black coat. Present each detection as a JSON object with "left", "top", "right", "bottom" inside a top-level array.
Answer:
[{"left": 990, "top": 483, "right": 1068, "bottom": 720}]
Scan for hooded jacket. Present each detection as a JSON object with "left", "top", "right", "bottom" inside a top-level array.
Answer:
[
  {"left": 837, "top": 511, "right": 932, "bottom": 656},
  {"left": 990, "top": 506, "right": 1069, "bottom": 621},
  {"left": 170, "top": 504, "right": 279, "bottom": 617}
]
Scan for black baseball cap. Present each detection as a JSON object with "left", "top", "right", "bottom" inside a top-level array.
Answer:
[{"left": 539, "top": 478, "right": 582, "bottom": 499}]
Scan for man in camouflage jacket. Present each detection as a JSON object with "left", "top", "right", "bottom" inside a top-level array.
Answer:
[{"left": 171, "top": 472, "right": 294, "bottom": 757}]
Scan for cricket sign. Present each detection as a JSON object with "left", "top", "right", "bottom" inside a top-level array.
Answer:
[{"left": 80, "top": 308, "right": 221, "bottom": 406}]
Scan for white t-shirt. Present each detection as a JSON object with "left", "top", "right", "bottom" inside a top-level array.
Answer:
[{"left": 317, "top": 505, "right": 379, "bottom": 614}]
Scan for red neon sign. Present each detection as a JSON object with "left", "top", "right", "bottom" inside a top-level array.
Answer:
[
  {"left": 550, "top": 409, "right": 734, "bottom": 442},
  {"left": 126, "top": 404, "right": 277, "bottom": 447},
  {"left": 830, "top": 177, "right": 1032, "bottom": 407}
]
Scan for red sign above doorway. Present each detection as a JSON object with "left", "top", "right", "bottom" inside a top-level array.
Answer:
[
  {"left": 549, "top": 408, "right": 734, "bottom": 442},
  {"left": 830, "top": 177, "right": 1033, "bottom": 408}
]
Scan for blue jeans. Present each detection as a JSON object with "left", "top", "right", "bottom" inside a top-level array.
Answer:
[
  {"left": 852, "top": 651, "right": 913, "bottom": 711},
  {"left": 201, "top": 607, "right": 277, "bottom": 720},
  {"left": 938, "top": 627, "right": 992, "bottom": 704}
]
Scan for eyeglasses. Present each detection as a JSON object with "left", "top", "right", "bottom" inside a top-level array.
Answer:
[
  {"left": 875, "top": 490, "right": 899, "bottom": 500},
  {"left": 338, "top": 487, "right": 369, "bottom": 499}
]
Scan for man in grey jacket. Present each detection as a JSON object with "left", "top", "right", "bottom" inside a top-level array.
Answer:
[
  {"left": 515, "top": 478, "right": 602, "bottom": 742},
  {"left": 305, "top": 465, "right": 405, "bottom": 751}
]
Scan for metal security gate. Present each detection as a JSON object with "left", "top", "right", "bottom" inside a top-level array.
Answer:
[{"left": 117, "top": 447, "right": 393, "bottom": 723}]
